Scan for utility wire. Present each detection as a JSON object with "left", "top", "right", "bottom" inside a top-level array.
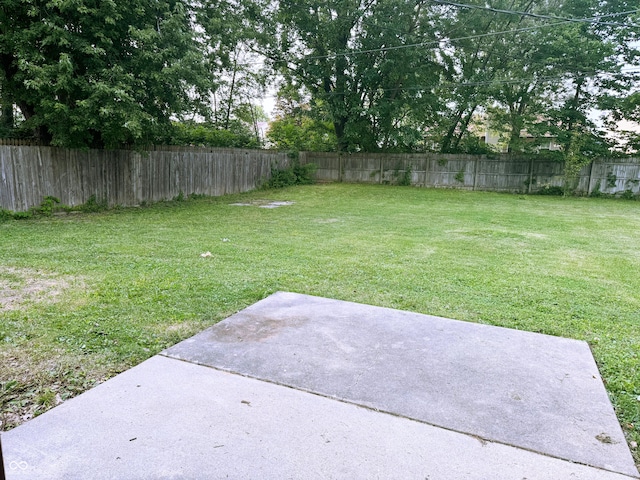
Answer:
[
  {"left": 230, "top": 6, "right": 640, "bottom": 67},
  {"left": 288, "top": 7, "right": 640, "bottom": 63},
  {"left": 428, "top": 0, "right": 640, "bottom": 28},
  {"left": 267, "top": 0, "right": 639, "bottom": 27},
  {"left": 321, "top": 69, "right": 640, "bottom": 95},
  {"left": 296, "top": 23, "right": 553, "bottom": 61},
  {"left": 295, "top": 17, "right": 588, "bottom": 63}
]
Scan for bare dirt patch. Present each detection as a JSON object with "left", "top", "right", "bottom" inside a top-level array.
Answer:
[
  {"left": 230, "top": 200, "right": 295, "bottom": 208},
  {"left": 0, "top": 266, "right": 81, "bottom": 311}
]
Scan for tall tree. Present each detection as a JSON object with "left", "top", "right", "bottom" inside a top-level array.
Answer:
[
  {"left": 191, "top": 0, "right": 271, "bottom": 143},
  {"left": 435, "top": 0, "right": 638, "bottom": 154},
  {"left": 262, "top": 0, "right": 444, "bottom": 152},
  {"left": 0, "top": 0, "right": 211, "bottom": 147},
  {"left": 267, "top": 82, "right": 337, "bottom": 151},
  {"left": 434, "top": 0, "right": 537, "bottom": 153},
  {"left": 523, "top": 0, "right": 630, "bottom": 186},
  {"left": 605, "top": 89, "right": 640, "bottom": 154}
]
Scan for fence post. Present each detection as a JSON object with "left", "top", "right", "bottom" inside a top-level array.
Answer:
[
  {"left": 473, "top": 156, "right": 480, "bottom": 191},
  {"left": 379, "top": 156, "right": 383, "bottom": 184},
  {"left": 587, "top": 160, "right": 596, "bottom": 196},
  {"left": 527, "top": 157, "right": 534, "bottom": 194},
  {"left": 423, "top": 155, "right": 429, "bottom": 187}
]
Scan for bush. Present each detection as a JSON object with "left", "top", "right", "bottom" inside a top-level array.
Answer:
[
  {"left": 263, "top": 161, "right": 317, "bottom": 189},
  {"left": 621, "top": 189, "right": 636, "bottom": 200},
  {"left": 267, "top": 117, "right": 337, "bottom": 152},
  {"left": 76, "top": 195, "right": 108, "bottom": 213},
  {"left": 0, "top": 209, "right": 13, "bottom": 222},
  {"left": 30, "top": 196, "right": 61, "bottom": 216},
  {"left": 170, "top": 122, "right": 260, "bottom": 149}
]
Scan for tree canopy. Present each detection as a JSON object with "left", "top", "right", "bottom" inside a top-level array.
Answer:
[
  {"left": 0, "top": 0, "right": 211, "bottom": 147},
  {"left": 1, "top": 0, "right": 638, "bottom": 152},
  {"left": 262, "top": 0, "right": 638, "bottom": 153}
]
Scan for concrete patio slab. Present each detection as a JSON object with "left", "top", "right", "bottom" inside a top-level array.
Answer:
[
  {"left": 163, "top": 291, "right": 638, "bottom": 477},
  {"left": 2, "top": 355, "right": 635, "bottom": 479},
  {"left": 2, "top": 292, "right": 637, "bottom": 479}
]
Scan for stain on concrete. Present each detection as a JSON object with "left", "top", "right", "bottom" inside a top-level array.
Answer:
[{"left": 210, "top": 314, "right": 309, "bottom": 343}]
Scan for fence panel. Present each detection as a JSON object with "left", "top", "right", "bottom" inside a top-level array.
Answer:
[
  {"left": 4, "top": 146, "right": 640, "bottom": 212},
  {"left": 591, "top": 161, "right": 640, "bottom": 195},
  {"left": 474, "top": 157, "right": 531, "bottom": 191},
  {"left": 301, "top": 151, "right": 640, "bottom": 196},
  {"left": 0, "top": 146, "right": 289, "bottom": 211},
  {"left": 0, "top": 147, "right": 17, "bottom": 211},
  {"left": 427, "top": 156, "right": 476, "bottom": 189}
]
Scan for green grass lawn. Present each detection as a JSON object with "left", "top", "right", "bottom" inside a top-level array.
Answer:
[{"left": 1, "top": 184, "right": 639, "bottom": 464}]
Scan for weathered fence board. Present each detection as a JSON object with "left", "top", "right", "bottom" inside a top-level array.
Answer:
[
  {"left": 300, "top": 151, "right": 640, "bottom": 196},
  {"left": 0, "top": 146, "right": 289, "bottom": 212}
]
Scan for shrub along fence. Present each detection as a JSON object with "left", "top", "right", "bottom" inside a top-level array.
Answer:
[
  {"left": 0, "top": 145, "right": 289, "bottom": 212},
  {"left": 300, "top": 151, "right": 640, "bottom": 196}
]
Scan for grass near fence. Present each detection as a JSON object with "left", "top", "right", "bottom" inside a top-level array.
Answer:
[{"left": 1, "top": 184, "right": 639, "bottom": 465}]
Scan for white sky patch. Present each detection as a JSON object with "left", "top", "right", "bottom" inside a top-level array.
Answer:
[
  {"left": 617, "top": 119, "right": 640, "bottom": 133},
  {"left": 262, "top": 92, "right": 277, "bottom": 119}
]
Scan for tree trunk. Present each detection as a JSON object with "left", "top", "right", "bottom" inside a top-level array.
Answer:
[
  {"left": 224, "top": 53, "right": 239, "bottom": 130},
  {"left": 452, "top": 106, "right": 478, "bottom": 151},
  {"left": 507, "top": 115, "right": 524, "bottom": 153},
  {"left": 0, "top": 103, "right": 13, "bottom": 131},
  {"left": 441, "top": 108, "right": 465, "bottom": 153}
]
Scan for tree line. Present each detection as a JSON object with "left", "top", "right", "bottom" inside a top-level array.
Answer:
[{"left": 1, "top": 0, "right": 639, "bottom": 166}]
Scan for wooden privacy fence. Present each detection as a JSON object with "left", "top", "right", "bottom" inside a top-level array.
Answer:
[
  {"left": 0, "top": 145, "right": 289, "bottom": 212},
  {"left": 300, "top": 151, "right": 640, "bottom": 195},
  {"left": 3, "top": 146, "right": 640, "bottom": 212}
]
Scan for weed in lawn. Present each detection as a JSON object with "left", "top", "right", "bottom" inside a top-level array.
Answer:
[
  {"left": 0, "top": 209, "right": 12, "bottom": 223},
  {"left": 31, "top": 196, "right": 62, "bottom": 217},
  {"left": 36, "top": 389, "right": 56, "bottom": 408},
  {"left": 0, "top": 345, "right": 117, "bottom": 428},
  {"left": 536, "top": 185, "right": 565, "bottom": 196},
  {"left": 12, "top": 211, "right": 32, "bottom": 220}
]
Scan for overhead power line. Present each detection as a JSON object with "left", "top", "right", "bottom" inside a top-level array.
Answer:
[
  {"left": 321, "top": 68, "right": 640, "bottom": 96},
  {"left": 295, "top": 17, "right": 583, "bottom": 63},
  {"left": 428, "top": 1, "right": 640, "bottom": 28},
  {"left": 297, "top": 22, "right": 555, "bottom": 61},
  {"left": 287, "top": 7, "right": 639, "bottom": 64},
  {"left": 233, "top": 6, "right": 640, "bottom": 67}
]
